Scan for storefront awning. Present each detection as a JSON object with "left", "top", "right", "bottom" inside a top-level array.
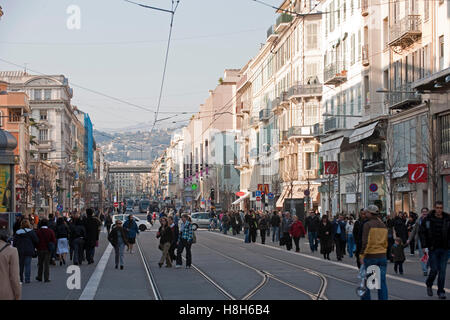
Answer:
[
  {"left": 319, "top": 137, "right": 344, "bottom": 153},
  {"left": 349, "top": 121, "right": 379, "bottom": 144},
  {"left": 276, "top": 187, "right": 288, "bottom": 208},
  {"left": 231, "top": 191, "right": 251, "bottom": 205},
  {"left": 391, "top": 170, "right": 408, "bottom": 179}
]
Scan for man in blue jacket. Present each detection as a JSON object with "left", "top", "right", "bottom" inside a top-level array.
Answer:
[{"left": 332, "top": 214, "right": 347, "bottom": 261}]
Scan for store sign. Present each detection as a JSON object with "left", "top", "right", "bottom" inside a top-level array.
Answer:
[
  {"left": 396, "top": 183, "right": 415, "bottom": 192},
  {"left": 408, "top": 164, "right": 427, "bottom": 183},
  {"left": 324, "top": 161, "right": 338, "bottom": 175},
  {"left": 369, "top": 192, "right": 379, "bottom": 200},
  {"left": 363, "top": 159, "right": 385, "bottom": 172}
]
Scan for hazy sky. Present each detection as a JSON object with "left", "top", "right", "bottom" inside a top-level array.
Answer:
[{"left": 0, "top": 0, "right": 278, "bottom": 130}]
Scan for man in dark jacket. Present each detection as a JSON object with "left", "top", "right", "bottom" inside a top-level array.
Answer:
[
  {"left": 393, "top": 212, "right": 408, "bottom": 244},
  {"left": 419, "top": 201, "right": 450, "bottom": 299},
  {"left": 35, "top": 219, "right": 56, "bottom": 282},
  {"left": 83, "top": 208, "right": 101, "bottom": 264},
  {"left": 305, "top": 211, "right": 320, "bottom": 252},
  {"left": 47, "top": 214, "right": 57, "bottom": 265},
  {"left": 69, "top": 214, "right": 86, "bottom": 265},
  {"left": 168, "top": 216, "right": 179, "bottom": 262},
  {"left": 270, "top": 211, "right": 281, "bottom": 243},
  {"left": 13, "top": 220, "right": 38, "bottom": 283},
  {"left": 353, "top": 209, "right": 368, "bottom": 268},
  {"left": 332, "top": 214, "right": 347, "bottom": 261}
]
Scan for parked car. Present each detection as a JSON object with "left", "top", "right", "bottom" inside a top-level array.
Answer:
[
  {"left": 190, "top": 212, "right": 211, "bottom": 230},
  {"left": 112, "top": 214, "right": 152, "bottom": 232}
]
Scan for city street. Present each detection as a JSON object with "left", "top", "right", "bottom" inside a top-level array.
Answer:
[{"left": 20, "top": 214, "right": 449, "bottom": 300}]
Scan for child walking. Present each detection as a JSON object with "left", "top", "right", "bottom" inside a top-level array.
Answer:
[{"left": 391, "top": 237, "right": 407, "bottom": 275}]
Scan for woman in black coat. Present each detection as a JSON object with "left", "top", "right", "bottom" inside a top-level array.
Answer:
[
  {"left": 13, "top": 219, "right": 38, "bottom": 283},
  {"left": 156, "top": 217, "right": 173, "bottom": 268},
  {"left": 318, "top": 215, "right": 333, "bottom": 260}
]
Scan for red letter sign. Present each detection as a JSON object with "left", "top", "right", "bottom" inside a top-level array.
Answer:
[
  {"left": 408, "top": 164, "right": 427, "bottom": 183},
  {"left": 324, "top": 161, "right": 338, "bottom": 175}
]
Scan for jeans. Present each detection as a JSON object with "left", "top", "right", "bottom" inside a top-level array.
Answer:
[
  {"left": 334, "top": 236, "right": 345, "bottom": 260},
  {"left": 244, "top": 228, "right": 250, "bottom": 243},
  {"left": 394, "top": 261, "right": 404, "bottom": 274},
  {"left": 73, "top": 238, "right": 84, "bottom": 264},
  {"left": 361, "top": 257, "right": 388, "bottom": 300},
  {"left": 176, "top": 239, "right": 192, "bottom": 267},
  {"left": 114, "top": 243, "right": 125, "bottom": 267},
  {"left": 19, "top": 255, "right": 32, "bottom": 282},
  {"left": 293, "top": 237, "right": 300, "bottom": 251},
  {"left": 85, "top": 245, "right": 95, "bottom": 263},
  {"left": 272, "top": 226, "right": 280, "bottom": 242},
  {"left": 308, "top": 231, "right": 318, "bottom": 252},
  {"left": 249, "top": 229, "right": 257, "bottom": 243},
  {"left": 347, "top": 234, "right": 355, "bottom": 258},
  {"left": 426, "top": 248, "right": 449, "bottom": 294},
  {"left": 169, "top": 241, "right": 177, "bottom": 261},
  {"left": 37, "top": 250, "right": 50, "bottom": 281}
]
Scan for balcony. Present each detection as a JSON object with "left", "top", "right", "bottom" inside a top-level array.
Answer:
[
  {"left": 361, "top": 0, "right": 368, "bottom": 16},
  {"left": 287, "top": 126, "right": 313, "bottom": 139},
  {"left": 362, "top": 44, "right": 369, "bottom": 66},
  {"left": 267, "top": 25, "right": 279, "bottom": 42},
  {"left": 37, "top": 140, "right": 54, "bottom": 150},
  {"left": 324, "top": 62, "right": 347, "bottom": 86},
  {"left": 324, "top": 116, "right": 347, "bottom": 133},
  {"left": 388, "top": 15, "right": 422, "bottom": 48},
  {"left": 288, "top": 83, "right": 322, "bottom": 102},
  {"left": 313, "top": 123, "right": 324, "bottom": 137},
  {"left": 259, "top": 108, "right": 271, "bottom": 122},
  {"left": 275, "top": 13, "right": 293, "bottom": 33},
  {"left": 241, "top": 101, "right": 251, "bottom": 114},
  {"left": 387, "top": 84, "right": 421, "bottom": 110}
]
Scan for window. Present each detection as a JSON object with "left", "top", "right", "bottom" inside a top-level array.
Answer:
[
  {"left": 40, "top": 110, "right": 47, "bottom": 120},
  {"left": 306, "top": 24, "right": 318, "bottom": 50},
  {"left": 439, "top": 36, "right": 444, "bottom": 71},
  {"left": 34, "top": 89, "right": 42, "bottom": 100},
  {"left": 304, "top": 102, "right": 319, "bottom": 126},
  {"left": 40, "top": 153, "right": 48, "bottom": 160},
  {"left": 383, "top": 17, "right": 388, "bottom": 49},
  {"left": 39, "top": 129, "right": 48, "bottom": 142},
  {"left": 393, "top": 119, "right": 417, "bottom": 167},
  {"left": 421, "top": 115, "right": 429, "bottom": 161},
  {"left": 343, "top": 0, "right": 346, "bottom": 21},
  {"left": 358, "top": 30, "right": 361, "bottom": 61},
  {"left": 44, "top": 89, "right": 51, "bottom": 100},
  {"left": 8, "top": 109, "right": 21, "bottom": 122},
  {"left": 351, "top": 33, "right": 355, "bottom": 65},
  {"left": 441, "top": 114, "right": 450, "bottom": 155},
  {"left": 306, "top": 63, "right": 318, "bottom": 79}
]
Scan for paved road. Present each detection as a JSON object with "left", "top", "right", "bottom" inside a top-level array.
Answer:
[{"left": 20, "top": 215, "right": 449, "bottom": 300}]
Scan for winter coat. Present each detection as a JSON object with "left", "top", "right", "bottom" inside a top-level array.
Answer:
[
  {"left": 123, "top": 218, "right": 139, "bottom": 239},
  {"left": 393, "top": 217, "right": 408, "bottom": 243},
  {"left": 55, "top": 223, "right": 70, "bottom": 239},
  {"left": 391, "top": 243, "right": 407, "bottom": 262},
  {"left": 13, "top": 228, "right": 39, "bottom": 257},
  {"left": 305, "top": 215, "right": 320, "bottom": 233},
  {"left": 108, "top": 226, "right": 129, "bottom": 247},
  {"left": 170, "top": 224, "right": 179, "bottom": 243},
  {"left": 69, "top": 220, "right": 86, "bottom": 240},
  {"left": 332, "top": 220, "right": 347, "bottom": 241},
  {"left": 270, "top": 214, "right": 281, "bottom": 227},
  {"left": 83, "top": 216, "right": 101, "bottom": 246},
  {"left": 35, "top": 227, "right": 56, "bottom": 251},
  {"left": 258, "top": 216, "right": 269, "bottom": 230},
  {"left": 289, "top": 221, "right": 306, "bottom": 238},
  {"left": 353, "top": 218, "right": 369, "bottom": 252},
  {"left": 157, "top": 225, "right": 173, "bottom": 245},
  {"left": 246, "top": 215, "right": 258, "bottom": 230},
  {"left": 318, "top": 221, "right": 333, "bottom": 254},
  {"left": 419, "top": 210, "right": 450, "bottom": 250},
  {"left": 281, "top": 217, "right": 293, "bottom": 233},
  {"left": 0, "top": 240, "right": 21, "bottom": 300}
]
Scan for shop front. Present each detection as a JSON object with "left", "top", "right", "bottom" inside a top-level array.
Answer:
[
  {"left": 394, "top": 178, "right": 417, "bottom": 214},
  {"left": 365, "top": 173, "right": 387, "bottom": 215}
]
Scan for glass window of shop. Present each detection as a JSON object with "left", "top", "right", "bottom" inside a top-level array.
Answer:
[
  {"left": 443, "top": 176, "right": 450, "bottom": 212},
  {"left": 366, "top": 174, "right": 386, "bottom": 215}
]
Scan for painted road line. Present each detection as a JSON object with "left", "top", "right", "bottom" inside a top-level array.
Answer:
[
  {"left": 206, "top": 231, "right": 450, "bottom": 292},
  {"left": 79, "top": 244, "right": 113, "bottom": 300}
]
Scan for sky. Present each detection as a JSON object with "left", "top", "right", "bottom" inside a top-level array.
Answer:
[{"left": 0, "top": 0, "right": 279, "bottom": 131}]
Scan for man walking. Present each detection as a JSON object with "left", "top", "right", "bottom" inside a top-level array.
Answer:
[
  {"left": 270, "top": 211, "right": 281, "bottom": 243},
  {"left": 332, "top": 215, "right": 347, "bottom": 261},
  {"left": 354, "top": 209, "right": 368, "bottom": 268},
  {"left": 359, "top": 205, "right": 388, "bottom": 300},
  {"left": 83, "top": 208, "right": 101, "bottom": 264},
  {"left": 305, "top": 211, "right": 320, "bottom": 252},
  {"left": 35, "top": 219, "right": 56, "bottom": 282},
  {"left": 419, "top": 201, "right": 449, "bottom": 299},
  {"left": 281, "top": 212, "right": 293, "bottom": 251},
  {"left": 176, "top": 214, "right": 194, "bottom": 269}
]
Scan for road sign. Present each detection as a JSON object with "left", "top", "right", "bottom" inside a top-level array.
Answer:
[
  {"left": 191, "top": 184, "right": 198, "bottom": 190},
  {"left": 256, "top": 196, "right": 261, "bottom": 201},
  {"left": 113, "top": 202, "right": 119, "bottom": 208},
  {"left": 255, "top": 191, "right": 261, "bottom": 197},
  {"left": 304, "top": 189, "right": 310, "bottom": 196},
  {"left": 369, "top": 184, "right": 378, "bottom": 192},
  {"left": 57, "top": 204, "right": 63, "bottom": 212},
  {"left": 121, "top": 202, "right": 124, "bottom": 206},
  {"left": 268, "top": 193, "right": 274, "bottom": 200},
  {"left": 236, "top": 191, "right": 245, "bottom": 197}
]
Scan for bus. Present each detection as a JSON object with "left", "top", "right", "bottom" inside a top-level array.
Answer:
[{"left": 138, "top": 199, "right": 150, "bottom": 213}]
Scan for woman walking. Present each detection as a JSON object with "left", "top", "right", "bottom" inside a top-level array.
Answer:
[
  {"left": 123, "top": 214, "right": 139, "bottom": 253},
  {"left": 108, "top": 220, "right": 129, "bottom": 269},
  {"left": 318, "top": 215, "right": 333, "bottom": 260},
  {"left": 55, "top": 217, "right": 70, "bottom": 266},
  {"left": 258, "top": 212, "right": 269, "bottom": 244},
  {"left": 345, "top": 216, "right": 356, "bottom": 258},
  {"left": 289, "top": 215, "right": 306, "bottom": 252},
  {"left": 0, "top": 229, "right": 21, "bottom": 300},
  {"left": 157, "top": 217, "right": 173, "bottom": 268},
  {"left": 13, "top": 219, "right": 38, "bottom": 283},
  {"left": 168, "top": 216, "right": 179, "bottom": 262}
]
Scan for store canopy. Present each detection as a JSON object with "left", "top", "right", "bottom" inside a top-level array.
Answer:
[
  {"left": 391, "top": 170, "right": 408, "bottom": 179},
  {"left": 276, "top": 187, "right": 288, "bottom": 208},
  {"left": 349, "top": 121, "right": 379, "bottom": 144},
  {"left": 319, "top": 137, "right": 344, "bottom": 153},
  {"left": 231, "top": 191, "right": 251, "bottom": 205}
]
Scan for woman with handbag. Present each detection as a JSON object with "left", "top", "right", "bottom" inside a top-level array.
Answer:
[
  {"left": 157, "top": 217, "right": 173, "bottom": 268},
  {"left": 13, "top": 219, "right": 38, "bottom": 283}
]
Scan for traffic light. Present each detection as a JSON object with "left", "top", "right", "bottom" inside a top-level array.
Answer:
[{"left": 210, "top": 188, "right": 215, "bottom": 201}]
